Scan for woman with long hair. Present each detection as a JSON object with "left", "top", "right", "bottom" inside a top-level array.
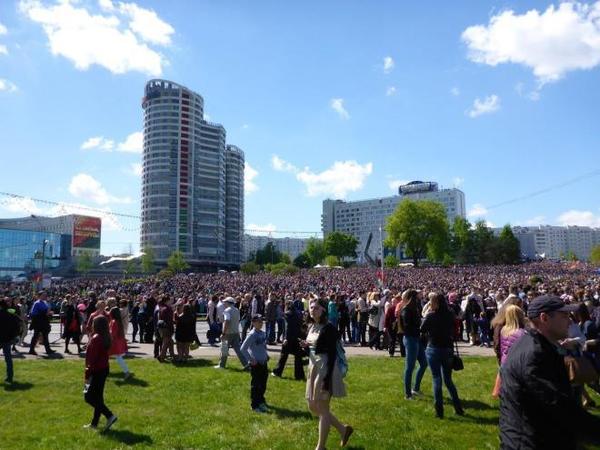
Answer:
[
  {"left": 491, "top": 295, "right": 524, "bottom": 365},
  {"left": 301, "top": 298, "right": 353, "bottom": 449},
  {"left": 420, "top": 293, "right": 464, "bottom": 418},
  {"left": 108, "top": 307, "right": 131, "bottom": 379},
  {"left": 84, "top": 315, "right": 117, "bottom": 431},
  {"left": 492, "top": 305, "right": 527, "bottom": 397},
  {"left": 400, "top": 289, "right": 428, "bottom": 399}
]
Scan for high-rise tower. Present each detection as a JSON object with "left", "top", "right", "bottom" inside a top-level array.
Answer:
[{"left": 141, "top": 79, "right": 244, "bottom": 266}]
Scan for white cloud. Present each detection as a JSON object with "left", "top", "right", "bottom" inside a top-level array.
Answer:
[
  {"left": 557, "top": 210, "right": 600, "bottom": 227},
  {"left": 98, "top": 0, "right": 115, "bottom": 12},
  {"left": 129, "top": 162, "right": 142, "bottom": 177},
  {"left": 468, "top": 203, "right": 489, "bottom": 217},
  {"left": 81, "top": 132, "right": 142, "bottom": 153},
  {"left": 245, "top": 162, "right": 258, "bottom": 194},
  {"left": 68, "top": 173, "right": 131, "bottom": 205},
  {"left": 383, "top": 56, "right": 395, "bottom": 74},
  {"left": 0, "top": 22, "right": 7, "bottom": 35},
  {"left": 0, "top": 79, "right": 17, "bottom": 92},
  {"left": 452, "top": 177, "right": 464, "bottom": 188},
  {"left": 450, "top": 87, "right": 460, "bottom": 96},
  {"left": 386, "top": 86, "right": 397, "bottom": 96},
  {"left": 0, "top": 45, "right": 8, "bottom": 55},
  {"left": 388, "top": 179, "right": 409, "bottom": 192},
  {"left": 296, "top": 161, "right": 373, "bottom": 199},
  {"left": 1, "top": 196, "right": 43, "bottom": 215},
  {"left": 118, "top": 2, "right": 174, "bottom": 46},
  {"left": 117, "top": 131, "right": 143, "bottom": 153},
  {"left": 271, "top": 155, "right": 298, "bottom": 173},
  {"left": 19, "top": 0, "right": 172, "bottom": 76},
  {"left": 462, "top": 2, "right": 600, "bottom": 84},
  {"left": 467, "top": 94, "right": 500, "bottom": 118},
  {"left": 246, "top": 223, "right": 276, "bottom": 237},
  {"left": 330, "top": 98, "right": 350, "bottom": 120},
  {"left": 241, "top": 124, "right": 249, "bottom": 130}
]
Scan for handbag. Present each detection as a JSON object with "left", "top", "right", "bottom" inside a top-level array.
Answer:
[
  {"left": 564, "top": 354, "right": 598, "bottom": 385},
  {"left": 452, "top": 341, "right": 464, "bottom": 371}
]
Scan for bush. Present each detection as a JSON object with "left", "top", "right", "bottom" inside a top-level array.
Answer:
[
  {"left": 324, "top": 255, "right": 340, "bottom": 267},
  {"left": 240, "top": 262, "right": 259, "bottom": 275},
  {"left": 384, "top": 254, "right": 399, "bottom": 268},
  {"left": 157, "top": 268, "right": 174, "bottom": 279}
]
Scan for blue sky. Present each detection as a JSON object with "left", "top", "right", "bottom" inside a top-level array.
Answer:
[{"left": 1, "top": 0, "right": 599, "bottom": 254}]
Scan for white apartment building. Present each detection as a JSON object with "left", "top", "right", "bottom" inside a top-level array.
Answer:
[
  {"left": 512, "top": 225, "right": 600, "bottom": 260},
  {"left": 243, "top": 234, "right": 318, "bottom": 262},
  {"left": 322, "top": 181, "right": 466, "bottom": 262}
]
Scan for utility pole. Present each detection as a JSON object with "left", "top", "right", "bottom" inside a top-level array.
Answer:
[{"left": 40, "top": 239, "right": 48, "bottom": 290}]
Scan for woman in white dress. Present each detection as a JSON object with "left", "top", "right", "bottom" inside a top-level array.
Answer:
[{"left": 301, "top": 297, "right": 353, "bottom": 450}]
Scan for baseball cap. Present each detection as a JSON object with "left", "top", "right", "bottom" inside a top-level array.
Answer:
[
  {"left": 223, "top": 296, "right": 235, "bottom": 304},
  {"left": 527, "top": 295, "right": 579, "bottom": 319}
]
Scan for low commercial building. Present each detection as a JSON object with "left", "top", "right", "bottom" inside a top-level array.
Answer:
[
  {"left": 512, "top": 225, "right": 600, "bottom": 261},
  {"left": 243, "top": 234, "right": 318, "bottom": 262}
]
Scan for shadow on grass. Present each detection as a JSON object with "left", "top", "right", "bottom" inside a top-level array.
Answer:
[
  {"left": 462, "top": 399, "right": 497, "bottom": 411},
  {"left": 115, "top": 376, "right": 149, "bottom": 388},
  {"left": 102, "top": 429, "right": 153, "bottom": 445},
  {"left": 268, "top": 405, "right": 313, "bottom": 420},
  {"left": 172, "top": 358, "right": 213, "bottom": 368},
  {"left": 3, "top": 381, "right": 34, "bottom": 391},
  {"left": 42, "top": 352, "right": 64, "bottom": 360}
]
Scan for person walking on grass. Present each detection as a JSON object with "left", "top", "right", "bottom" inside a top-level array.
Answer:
[
  {"left": 301, "top": 298, "right": 353, "bottom": 450},
  {"left": 108, "top": 308, "right": 131, "bottom": 379},
  {"left": 420, "top": 293, "right": 464, "bottom": 419},
  {"left": 1, "top": 299, "right": 21, "bottom": 384},
  {"left": 157, "top": 296, "right": 175, "bottom": 363},
  {"left": 215, "top": 297, "right": 248, "bottom": 370},
  {"left": 84, "top": 315, "right": 118, "bottom": 431},
  {"left": 401, "top": 289, "right": 428, "bottom": 399},
  {"left": 175, "top": 303, "right": 195, "bottom": 362},
  {"left": 272, "top": 300, "right": 306, "bottom": 381},
  {"left": 241, "top": 314, "right": 270, "bottom": 413}
]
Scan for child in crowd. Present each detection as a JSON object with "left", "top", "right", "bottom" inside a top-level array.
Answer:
[
  {"left": 241, "top": 315, "right": 269, "bottom": 413},
  {"left": 476, "top": 312, "right": 491, "bottom": 347}
]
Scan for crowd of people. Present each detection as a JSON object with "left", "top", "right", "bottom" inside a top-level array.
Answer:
[{"left": 2, "top": 261, "right": 600, "bottom": 448}]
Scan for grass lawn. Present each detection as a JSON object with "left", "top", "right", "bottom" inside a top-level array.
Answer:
[{"left": 0, "top": 355, "right": 587, "bottom": 449}]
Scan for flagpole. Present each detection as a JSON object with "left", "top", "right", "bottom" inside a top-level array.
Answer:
[{"left": 379, "top": 224, "right": 385, "bottom": 289}]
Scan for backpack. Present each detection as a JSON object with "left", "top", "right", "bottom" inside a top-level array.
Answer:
[{"left": 336, "top": 339, "right": 348, "bottom": 378}]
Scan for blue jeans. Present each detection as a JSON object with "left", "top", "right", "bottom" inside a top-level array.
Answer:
[
  {"left": 403, "top": 336, "right": 427, "bottom": 397},
  {"left": 425, "top": 346, "right": 461, "bottom": 415},
  {"left": 2, "top": 342, "right": 13, "bottom": 382}
]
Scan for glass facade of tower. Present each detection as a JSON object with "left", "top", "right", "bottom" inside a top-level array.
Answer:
[
  {"left": 0, "top": 229, "right": 69, "bottom": 277},
  {"left": 141, "top": 79, "right": 244, "bottom": 265},
  {"left": 225, "top": 145, "right": 244, "bottom": 264}
]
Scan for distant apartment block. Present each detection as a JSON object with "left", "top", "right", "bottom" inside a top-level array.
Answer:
[
  {"left": 511, "top": 225, "right": 600, "bottom": 261},
  {"left": 243, "top": 234, "right": 318, "bottom": 262},
  {"left": 322, "top": 181, "right": 466, "bottom": 261}
]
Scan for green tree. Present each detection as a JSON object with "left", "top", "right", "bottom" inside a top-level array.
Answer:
[
  {"left": 254, "top": 242, "right": 283, "bottom": 265},
  {"left": 473, "top": 220, "right": 495, "bottom": 264},
  {"left": 293, "top": 253, "right": 311, "bottom": 268},
  {"left": 385, "top": 199, "right": 450, "bottom": 267},
  {"left": 384, "top": 254, "right": 399, "bottom": 267},
  {"left": 564, "top": 250, "right": 578, "bottom": 261},
  {"left": 451, "top": 217, "right": 475, "bottom": 264},
  {"left": 280, "top": 253, "right": 292, "bottom": 264},
  {"left": 591, "top": 245, "right": 600, "bottom": 266},
  {"left": 76, "top": 251, "right": 94, "bottom": 275},
  {"left": 123, "top": 258, "right": 138, "bottom": 276},
  {"left": 324, "top": 231, "right": 358, "bottom": 261},
  {"left": 141, "top": 247, "right": 156, "bottom": 274},
  {"left": 498, "top": 225, "right": 521, "bottom": 264},
  {"left": 305, "top": 237, "right": 326, "bottom": 266},
  {"left": 240, "top": 261, "right": 259, "bottom": 274},
  {"left": 167, "top": 250, "right": 190, "bottom": 273},
  {"left": 324, "top": 255, "right": 340, "bottom": 267}
]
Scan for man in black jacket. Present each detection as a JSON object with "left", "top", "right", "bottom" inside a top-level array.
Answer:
[
  {"left": 1, "top": 299, "right": 21, "bottom": 383},
  {"left": 271, "top": 301, "right": 305, "bottom": 380},
  {"left": 499, "top": 295, "right": 600, "bottom": 449}
]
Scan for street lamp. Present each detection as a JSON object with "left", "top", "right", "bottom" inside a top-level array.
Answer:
[{"left": 40, "top": 239, "right": 49, "bottom": 286}]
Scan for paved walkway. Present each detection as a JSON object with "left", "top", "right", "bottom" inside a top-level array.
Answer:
[{"left": 12, "top": 321, "right": 494, "bottom": 360}]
